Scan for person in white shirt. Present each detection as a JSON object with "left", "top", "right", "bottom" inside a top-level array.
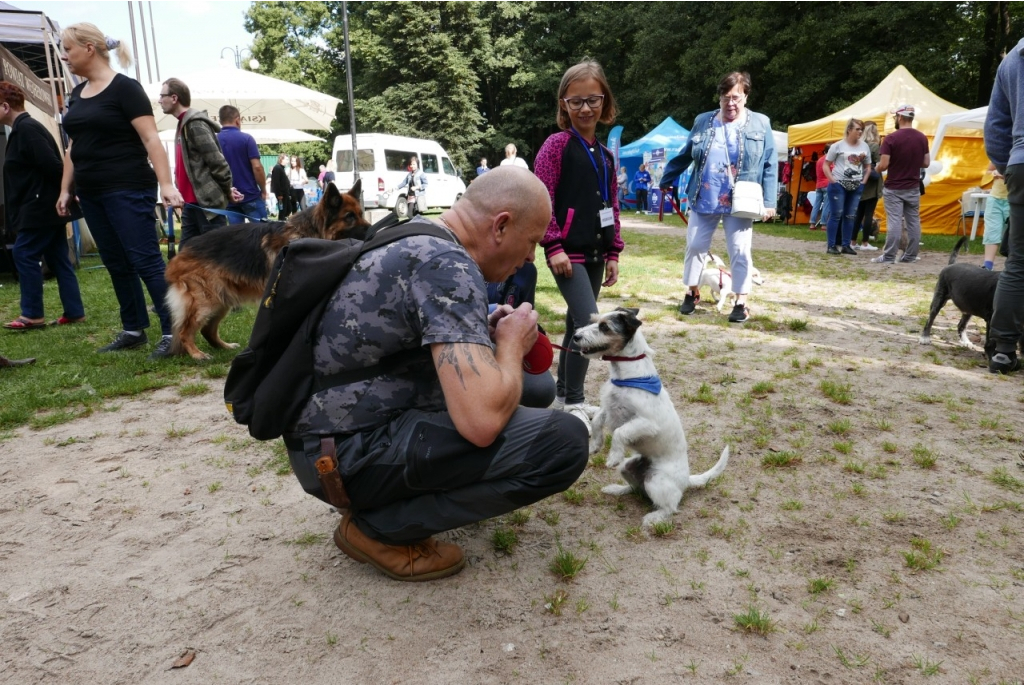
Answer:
[
  {"left": 288, "top": 155, "right": 307, "bottom": 211},
  {"left": 499, "top": 143, "right": 529, "bottom": 170},
  {"left": 823, "top": 118, "right": 872, "bottom": 255}
]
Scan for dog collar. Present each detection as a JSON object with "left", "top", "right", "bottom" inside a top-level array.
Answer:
[
  {"left": 610, "top": 375, "right": 662, "bottom": 395},
  {"left": 601, "top": 353, "right": 647, "bottom": 362}
]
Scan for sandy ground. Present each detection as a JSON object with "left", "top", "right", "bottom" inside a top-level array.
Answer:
[{"left": 2, "top": 225, "right": 1023, "bottom": 685}]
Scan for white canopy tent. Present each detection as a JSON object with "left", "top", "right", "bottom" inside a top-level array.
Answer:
[
  {"left": 930, "top": 106, "right": 988, "bottom": 159},
  {"left": 159, "top": 128, "right": 324, "bottom": 145},
  {"left": 144, "top": 63, "right": 342, "bottom": 131}
]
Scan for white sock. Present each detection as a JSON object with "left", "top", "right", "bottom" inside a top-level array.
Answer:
[{"left": 124, "top": 330, "right": 143, "bottom": 337}]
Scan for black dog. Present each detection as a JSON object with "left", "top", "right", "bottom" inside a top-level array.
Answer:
[{"left": 918, "top": 236, "right": 1000, "bottom": 353}]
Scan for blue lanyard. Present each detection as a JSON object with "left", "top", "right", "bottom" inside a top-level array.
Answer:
[{"left": 570, "top": 128, "right": 610, "bottom": 204}]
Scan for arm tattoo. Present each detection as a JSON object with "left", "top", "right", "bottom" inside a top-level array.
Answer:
[{"left": 436, "top": 343, "right": 500, "bottom": 389}]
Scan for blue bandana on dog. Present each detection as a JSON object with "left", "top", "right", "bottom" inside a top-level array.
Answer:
[{"left": 610, "top": 375, "right": 662, "bottom": 395}]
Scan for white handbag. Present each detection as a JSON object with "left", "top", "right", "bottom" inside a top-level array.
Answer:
[
  {"left": 725, "top": 118, "right": 765, "bottom": 220},
  {"left": 730, "top": 180, "right": 765, "bottom": 220}
]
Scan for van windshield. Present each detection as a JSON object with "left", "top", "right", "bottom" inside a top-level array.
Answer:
[
  {"left": 385, "top": 150, "right": 418, "bottom": 171},
  {"left": 337, "top": 149, "right": 374, "bottom": 172}
]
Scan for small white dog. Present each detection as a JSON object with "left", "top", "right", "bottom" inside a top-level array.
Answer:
[
  {"left": 572, "top": 308, "right": 730, "bottom": 529},
  {"left": 698, "top": 253, "right": 765, "bottom": 312}
]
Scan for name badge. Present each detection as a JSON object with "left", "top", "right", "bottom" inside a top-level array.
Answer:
[{"left": 599, "top": 207, "right": 614, "bottom": 228}]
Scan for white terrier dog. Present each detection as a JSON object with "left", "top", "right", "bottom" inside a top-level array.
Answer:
[
  {"left": 572, "top": 307, "right": 730, "bottom": 529},
  {"left": 698, "top": 253, "right": 765, "bottom": 313}
]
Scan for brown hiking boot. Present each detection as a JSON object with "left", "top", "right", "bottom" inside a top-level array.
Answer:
[{"left": 334, "top": 514, "right": 465, "bottom": 582}]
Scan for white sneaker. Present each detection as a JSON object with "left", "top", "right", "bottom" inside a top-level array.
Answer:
[
  {"left": 550, "top": 396, "right": 566, "bottom": 411},
  {"left": 564, "top": 403, "right": 593, "bottom": 435},
  {"left": 870, "top": 256, "right": 894, "bottom": 264},
  {"left": 860, "top": 243, "right": 878, "bottom": 251}
]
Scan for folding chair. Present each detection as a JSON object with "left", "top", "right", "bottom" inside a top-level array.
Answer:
[{"left": 956, "top": 188, "right": 983, "bottom": 240}]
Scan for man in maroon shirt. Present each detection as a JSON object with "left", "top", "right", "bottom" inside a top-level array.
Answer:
[{"left": 872, "top": 105, "right": 930, "bottom": 263}]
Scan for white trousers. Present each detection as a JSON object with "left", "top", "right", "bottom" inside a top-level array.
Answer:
[{"left": 683, "top": 211, "right": 754, "bottom": 295}]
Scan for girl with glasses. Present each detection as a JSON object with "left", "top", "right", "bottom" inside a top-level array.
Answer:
[
  {"left": 660, "top": 71, "right": 777, "bottom": 323},
  {"left": 534, "top": 60, "right": 623, "bottom": 434}
]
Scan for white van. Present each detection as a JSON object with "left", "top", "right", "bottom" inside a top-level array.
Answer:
[{"left": 332, "top": 133, "right": 466, "bottom": 217}]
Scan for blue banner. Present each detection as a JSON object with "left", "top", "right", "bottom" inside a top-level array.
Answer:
[{"left": 606, "top": 125, "right": 624, "bottom": 167}]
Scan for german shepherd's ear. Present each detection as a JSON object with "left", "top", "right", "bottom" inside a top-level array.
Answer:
[
  {"left": 322, "top": 182, "right": 344, "bottom": 211},
  {"left": 347, "top": 178, "right": 362, "bottom": 202}
]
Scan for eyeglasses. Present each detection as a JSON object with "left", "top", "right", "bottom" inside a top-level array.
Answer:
[
  {"left": 562, "top": 95, "right": 604, "bottom": 111},
  {"left": 720, "top": 94, "right": 746, "bottom": 104},
  {"left": 853, "top": 128, "right": 864, "bottom": 132},
  {"left": 158, "top": 93, "right": 173, "bottom": 99}
]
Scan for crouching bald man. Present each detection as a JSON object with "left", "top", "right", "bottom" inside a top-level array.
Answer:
[{"left": 285, "top": 166, "right": 589, "bottom": 581}]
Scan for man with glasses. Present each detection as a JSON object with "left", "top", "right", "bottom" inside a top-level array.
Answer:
[{"left": 159, "top": 78, "right": 233, "bottom": 245}]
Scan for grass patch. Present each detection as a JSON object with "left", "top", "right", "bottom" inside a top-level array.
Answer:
[
  {"left": 902, "top": 537, "right": 944, "bottom": 572},
  {"left": 732, "top": 605, "right": 777, "bottom": 635},
  {"left": 761, "top": 450, "right": 802, "bottom": 468},
  {"left": 177, "top": 381, "right": 210, "bottom": 397},
  {"left": 819, "top": 379, "right": 852, "bottom": 404},
  {"left": 989, "top": 467, "right": 1024, "bottom": 493},
  {"left": 491, "top": 526, "right": 519, "bottom": 554},
  {"left": 911, "top": 444, "right": 937, "bottom": 469},
  {"left": 0, "top": 257, "right": 256, "bottom": 432},
  {"left": 550, "top": 545, "right": 588, "bottom": 581}
]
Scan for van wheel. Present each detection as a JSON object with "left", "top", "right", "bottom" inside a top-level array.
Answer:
[{"left": 395, "top": 196, "right": 410, "bottom": 219}]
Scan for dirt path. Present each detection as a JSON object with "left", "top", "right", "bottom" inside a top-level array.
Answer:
[{"left": 2, "top": 231, "right": 1022, "bottom": 684}]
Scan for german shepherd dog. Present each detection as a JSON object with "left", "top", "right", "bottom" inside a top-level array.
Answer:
[{"left": 165, "top": 180, "right": 370, "bottom": 360}]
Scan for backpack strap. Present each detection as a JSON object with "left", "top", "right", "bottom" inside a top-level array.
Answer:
[{"left": 312, "top": 219, "right": 457, "bottom": 392}]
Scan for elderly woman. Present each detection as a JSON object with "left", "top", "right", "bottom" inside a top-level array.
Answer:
[
  {"left": 57, "top": 23, "right": 183, "bottom": 358},
  {"left": 824, "top": 118, "right": 872, "bottom": 255},
  {"left": 660, "top": 71, "right": 777, "bottom": 323}
]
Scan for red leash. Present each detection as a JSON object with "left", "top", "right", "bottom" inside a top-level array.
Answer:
[{"left": 666, "top": 192, "right": 689, "bottom": 225}]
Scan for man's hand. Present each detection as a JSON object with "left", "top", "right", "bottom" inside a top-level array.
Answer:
[
  {"left": 230, "top": 187, "right": 244, "bottom": 203},
  {"left": 163, "top": 187, "right": 184, "bottom": 209},
  {"left": 493, "top": 303, "right": 539, "bottom": 358}
]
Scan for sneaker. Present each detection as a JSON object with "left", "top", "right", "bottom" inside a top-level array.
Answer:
[
  {"left": 841, "top": 245, "right": 858, "bottom": 255},
  {"left": 678, "top": 291, "right": 700, "bottom": 315},
  {"left": 334, "top": 513, "right": 465, "bottom": 582},
  {"left": 148, "top": 335, "right": 174, "bottom": 360},
  {"left": 860, "top": 243, "right": 878, "bottom": 251},
  {"left": 870, "top": 256, "right": 894, "bottom": 264},
  {"left": 550, "top": 396, "right": 566, "bottom": 411},
  {"left": 564, "top": 403, "right": 593, "bottom": 435},
  {"left": 988, "top": 352, "right": 1021, "bottom": 375},
  {"left": 899, "top": 255, "right": 921, "bottom": 263},
  {"left": 827, "top": 246, "right": 840, "bottom": 255},
  {"left": 728, "top": 304, "right": 749, "bottom": 323},
  {"left": 97, "top": 331, "right": 148, "bottom": 353}
]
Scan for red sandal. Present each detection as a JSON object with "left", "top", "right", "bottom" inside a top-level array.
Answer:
[
  {"left": 3, "top": 317, "right": 47, "bottom": 331},
  {"left": 50, "top": 316, "right": 86, "bottom": 326}
]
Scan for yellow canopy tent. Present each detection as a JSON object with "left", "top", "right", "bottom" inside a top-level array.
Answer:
[{"left": 787, "top": 66, "right": 987, "bottom": 234}]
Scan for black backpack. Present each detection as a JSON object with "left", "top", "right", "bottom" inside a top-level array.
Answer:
[{"left": 224, "top": 217, "right": 454, "bottom": 440}]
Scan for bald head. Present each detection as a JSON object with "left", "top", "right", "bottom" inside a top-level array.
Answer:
[
  {"left": 458, "top": 166, "right": 550, "bottom": 229},
  {"left": 447, "top": 166, "right": 551, "bottom": 282}
]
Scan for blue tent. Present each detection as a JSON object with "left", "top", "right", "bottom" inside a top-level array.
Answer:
[{"left": 614, "top": 117, "right": 691, "bottom": 212}]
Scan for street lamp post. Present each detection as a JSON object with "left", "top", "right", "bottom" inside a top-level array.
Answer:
[{"left": 221, "top": 46, "right": 259, "bottom": 70}]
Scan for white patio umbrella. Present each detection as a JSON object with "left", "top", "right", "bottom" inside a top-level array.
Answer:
[
  {"left": 158, "top": 128, "right": 325, "bottom": 144},
  {"left": 144, "top": 63, "right": 342, "bottom": 131}
]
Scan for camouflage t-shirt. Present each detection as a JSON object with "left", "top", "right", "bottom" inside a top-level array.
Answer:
[{"left": 293, "top": 230, "right": 491, "bottom": 435}]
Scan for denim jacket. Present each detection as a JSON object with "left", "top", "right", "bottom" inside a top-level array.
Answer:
[{"left": 661, "top": 109, "right": 778, "bottom": 210}]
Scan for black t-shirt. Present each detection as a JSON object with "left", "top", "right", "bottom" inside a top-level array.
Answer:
[{"left": 62, "top": 73, "right": 158, "bottom": 193}]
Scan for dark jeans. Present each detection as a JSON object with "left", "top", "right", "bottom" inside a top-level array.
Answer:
[
  {"left": 854, "top": 196, "right": 879, "bottom": 243},
  {"left": 276, "top": 194, "right": 292, "bottom": 220},
  {"left": 553, "top": 261, "right": 604, "bottom": 404},
  {"left": 226, "top": 198, "right": 268, "bottom": 222},
  {"left": 286, "top": 407, "right": 588, "bottom": 544},
  {"left": 826, "top": 182, "right": 865, "bottom": 248},
  {"left": 635, "top": 189, "right": 649, "bottom": 212},
  {"left": 12, "top": 223, "right": 84, "bottom": 320},
  {"left": 78, "top": 188, "right": 171, "bottom": 335},
  {"left": 991, "top": 164, "right": 1024, "bottom": 354},
  {"left": 179, "top": 205, "right": 228, "bottom": 246}
]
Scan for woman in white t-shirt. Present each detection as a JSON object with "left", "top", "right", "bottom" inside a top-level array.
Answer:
[
  {"left": 824, "top": 118, "right": 872, "bottom": 255},
  {"left": 288, "top": 156, "right": 308, "bottom": 211}
]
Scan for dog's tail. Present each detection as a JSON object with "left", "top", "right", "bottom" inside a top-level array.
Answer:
[
  {"left": 948, "top": 236, "right": 968, "bottom": 265},
  {"left": 687, "top": 445, "right": 730, "bottom": 488}
]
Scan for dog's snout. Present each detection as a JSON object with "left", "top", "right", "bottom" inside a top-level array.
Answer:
[{"left": 572, "top": 331, "right": 584, "bottom": 344}]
